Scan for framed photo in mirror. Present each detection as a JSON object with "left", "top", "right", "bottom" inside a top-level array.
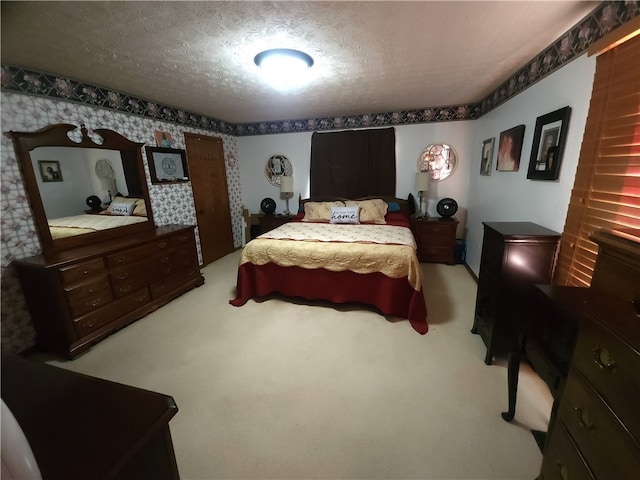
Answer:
[
  {"left": 38, "top": 160, "right": 63, "bottom": 182},
  {"left": 145, "top": 147, "right": 189, "bottom": 184}
]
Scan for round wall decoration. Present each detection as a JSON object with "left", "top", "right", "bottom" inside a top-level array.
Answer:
[
  {"left": 418, "top": 144, "right": 457, "bottom": 181},
  {"left": 265, "top": 154, "right": 293, "bottom": 186},
  {"left": 436, "top": 198, "right": 458, "bottom": 218}
]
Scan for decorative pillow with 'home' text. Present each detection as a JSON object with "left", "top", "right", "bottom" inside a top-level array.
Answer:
[{"left": 330, "top": 206, "right": 360, "bottom": 224}]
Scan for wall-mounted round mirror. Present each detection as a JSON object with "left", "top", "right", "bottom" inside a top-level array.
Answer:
[
  {"left": 418, "top": 144, "right": 457, "bottom": 181},
  {"left": 265, "top": 154, "right": 293, "bottom": 186}
]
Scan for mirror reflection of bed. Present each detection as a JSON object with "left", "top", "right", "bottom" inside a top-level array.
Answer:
[{"left": 29, "top": 145, "right": 149, "bottom": 240}]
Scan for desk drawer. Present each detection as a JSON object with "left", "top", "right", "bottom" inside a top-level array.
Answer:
[
  {"left": 558, "top": 370, "right": 640, "bottom": 480},
  {"left": 539, "top": 421, "right": 595, "bottom": 480},
  {"left": 572, "top": 316, "right": 640, "bottom": 442}
]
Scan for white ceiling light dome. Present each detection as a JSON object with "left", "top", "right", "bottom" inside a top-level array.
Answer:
[{"left": 254, "top": 48, "right": 314, "bottom": 92}]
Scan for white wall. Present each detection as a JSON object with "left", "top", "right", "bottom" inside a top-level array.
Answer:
[
  {"left": 465, "top": 54, "right": 596, "bottom": 275},
  {"left": 237, "top": 121, "right": 475, "bottom": 236},
  {"left": 237, "top": 54, "right": 596, "bottom": 278}
]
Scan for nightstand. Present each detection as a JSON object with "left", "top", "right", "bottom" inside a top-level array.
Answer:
[
  {"left": 259, "top": 214, "right": 295, "bottom": 234},
  {"left": 410, "top": 216, "right": 458, "bottom": 264}
]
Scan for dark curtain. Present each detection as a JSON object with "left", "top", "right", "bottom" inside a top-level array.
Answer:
[{"left": 310, "top": 128, "right": 396, "bottom": 198}]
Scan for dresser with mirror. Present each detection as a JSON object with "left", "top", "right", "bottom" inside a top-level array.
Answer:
[{"left": 8, "top": 123, "right": 204, "bottom": 359}]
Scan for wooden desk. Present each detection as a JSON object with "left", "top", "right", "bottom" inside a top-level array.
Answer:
[
  {"left": 1, "top": 353, "right": 180, "bottom": 480},
  {"left": 501, "top": 285, "right": 587, "bottom": 448}
]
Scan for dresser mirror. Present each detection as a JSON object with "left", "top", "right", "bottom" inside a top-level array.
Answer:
[{"left": 7, "top": 123, "right": 154, "bottom": 255}]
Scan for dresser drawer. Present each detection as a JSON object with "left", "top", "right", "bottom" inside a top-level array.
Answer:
[
  {"left": 65, "top": 276, "right": 113, "bottom": 317},
  {"left": 150, "top": 267, "right": 200, "bottom": 299},
  {"left": 558, "top": 371, "right": 640, "bottom": 480},
  {"left": 171, "top": 230, "right": 195, "bottom": 247},
  {"left": 572, "top": 315, "right": 640, "bottom": 442},
  {"left": 173, "top": 245, "right": 198, "bottom": 270},
  {"left": 110, "top": 253, "right": 174, "bottom": 298},
  {"left": 105, "top": 239, "right": 172, "bottom": 267},
  {"left": 73, "top": 289, "right": 150, "bottom": 337},
  {"left": 539, "top": 421, "right": 595, "bottom": 480},
  {"left": 59, "top": 258, "right": 106, "bottom": 285}
]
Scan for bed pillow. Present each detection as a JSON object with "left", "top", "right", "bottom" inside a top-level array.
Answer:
[
  {"left": 110, "top": 202, "right": 135, "bottom": 216},
  {"left": 330, "top": 206, "right": 360, "bottom": 224},
  {"left": 345, "top": 199, "right": 388, "bottom": 224},
  {"left": 302, "top": 201, "right": 345, "bottom": 222},
  {"left": 386, "top": 201, "right": 401, "bottom": 213},
  {"left": 132, "top": 198, "right": 147, "bottom": 217}
]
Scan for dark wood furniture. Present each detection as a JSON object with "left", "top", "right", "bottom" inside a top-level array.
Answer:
[
  {"left": 538, "top": 229, "right": 640, "bottom": 480},
  {"left": 1, "top": 352, "right": 180, "bottom": 480},
  {"left": 410, "top": 216, "right": 458, "bottom": 264},
  {"left": 472, "top": 222, "right": 561, "bottom": 364},
  {"left": 13, "top": 225, "right": 204, "bottom": 359},
  {"left": 259, "top": 214, "right": 295, "bottom": 234},
  {"left": 7, "top": 123, "right": 154, "bottom": 255},
  {"left": 501, "top": 285, "right": 587, "bottom": 449}
]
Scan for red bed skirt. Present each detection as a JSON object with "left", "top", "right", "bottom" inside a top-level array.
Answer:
[{"left": 229, "top": 262, "right": 428, "bottom": 334}]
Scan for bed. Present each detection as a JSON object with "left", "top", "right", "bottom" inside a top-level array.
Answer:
[
  {"left": 230, "top": 196, "right": 428, "bottom": 334},
  {"left": 47, "top": 196, "right": 148, "bottom": 239}
]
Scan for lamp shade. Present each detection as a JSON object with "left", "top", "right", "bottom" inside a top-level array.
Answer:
[
  {"left": 280, "top": 175, "right": 294, "bottom": 193},
  {"left": 415, "top": 172, "right": 430, "bottom": 192}
]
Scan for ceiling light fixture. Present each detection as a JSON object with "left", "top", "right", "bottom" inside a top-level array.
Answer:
[{"left": 254, "top": 48, "right": 314, "bottom": 92}]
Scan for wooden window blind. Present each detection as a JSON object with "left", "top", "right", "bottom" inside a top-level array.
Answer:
[{"left": 554, "top": 33, "right": 640, "bottom": 287}]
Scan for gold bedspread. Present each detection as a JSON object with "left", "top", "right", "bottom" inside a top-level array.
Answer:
[{"left": 240, "top": 223, "right": 422, "bottom": 291}]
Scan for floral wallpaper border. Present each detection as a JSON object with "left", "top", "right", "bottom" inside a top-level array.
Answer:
[{"left": 1, "top": 2, "right": 637, "bottom": 136}]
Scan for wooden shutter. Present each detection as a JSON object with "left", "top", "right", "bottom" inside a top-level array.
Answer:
[{"left": 554, "top": 34, "right": 640, "bottom": 286}]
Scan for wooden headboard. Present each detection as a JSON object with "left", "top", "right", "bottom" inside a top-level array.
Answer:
[{"left": 297, "top": 195, "right": 410, "bottom": 216}]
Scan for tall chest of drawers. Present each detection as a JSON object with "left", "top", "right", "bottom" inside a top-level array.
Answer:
[
  {"left": 538, "top": 229, "right": 640, "bottom": 480},
  {"left": 472, "top": 222, "right": 561, "bottom": 364},
  {"left": 14, "top": 225, "right": 204, "bottom": 359}
]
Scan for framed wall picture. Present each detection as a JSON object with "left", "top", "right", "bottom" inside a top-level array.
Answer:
[
  {"left": 496, "top": 125, "right": 526, "bottom": 172},
  {"left": 145, "top": 146, "right": 189, "bottom": 184},
  {"left": 480, "top": 138, "right": 494, "bottom": 176},
  {"left": 38, "top": 160, "right": 63, "bottom": 182},
  {"left": 527, "top": 106, "right": 572, "bottom": 181}
]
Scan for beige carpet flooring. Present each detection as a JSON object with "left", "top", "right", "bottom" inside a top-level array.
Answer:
[{"left": 34, "top": 250, "right": 553, "bottom": 479}]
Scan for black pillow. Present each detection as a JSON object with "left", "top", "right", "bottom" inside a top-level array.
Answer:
[{"left": 407, "top": 193, "right": 417, "bottom": 215}]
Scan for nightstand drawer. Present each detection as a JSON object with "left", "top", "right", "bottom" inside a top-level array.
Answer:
[{"left": 410, "top": 217, "right": 458, "bottom": 264}]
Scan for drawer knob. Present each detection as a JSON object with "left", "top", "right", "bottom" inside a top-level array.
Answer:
[
  {"left": 574, "top": 406, "right": 595, "bottom": 430},
  {"left": 82, "top": 319, "right": 96, "bottom": 329},
  {"left": 632, "top": 296, "right": 640, "bottom": 317},
  {"left": 116, "top": 272, "right": 129, "bottom": 280},
  {"left": 592, "top": 347, "right": 617, "bottom": 372},
  {"left": 555, "top": 463, "right": 570, "bottom": 480},
  {"left": 86, "top": 297, "right": 102, "bottom": 308},
  {"left": 119, "top": 285, "right": 132, "bottom": 293}
]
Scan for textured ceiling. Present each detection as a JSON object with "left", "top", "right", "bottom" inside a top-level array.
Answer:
[{"left": 1, "top": 1, "right": 599, "bottom": 124}]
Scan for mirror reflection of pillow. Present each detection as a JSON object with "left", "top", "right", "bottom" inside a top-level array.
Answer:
[
  {"left": 110, "top": 202, "right": 135, "bottom": 216},
  {"left": 132, "top": 199, "right": 147, "bottom": 217}
]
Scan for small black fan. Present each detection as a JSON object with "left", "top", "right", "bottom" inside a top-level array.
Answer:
[
  {"left": 86, "top": 195, "right": 102, "bottom": 211},
  {"left": 436, "top": 198, "right": 458, "bottom": 218},
  {"left": 260, "top": 197, "right": 276, "bottom": 215}
]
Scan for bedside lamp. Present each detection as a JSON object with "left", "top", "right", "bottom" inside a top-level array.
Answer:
[
  {"left": 415, "top": 171, "right": 430, "bottom": 217},
  {"left": 280, "top": 175, "right": 294, "bottom": 215}
]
